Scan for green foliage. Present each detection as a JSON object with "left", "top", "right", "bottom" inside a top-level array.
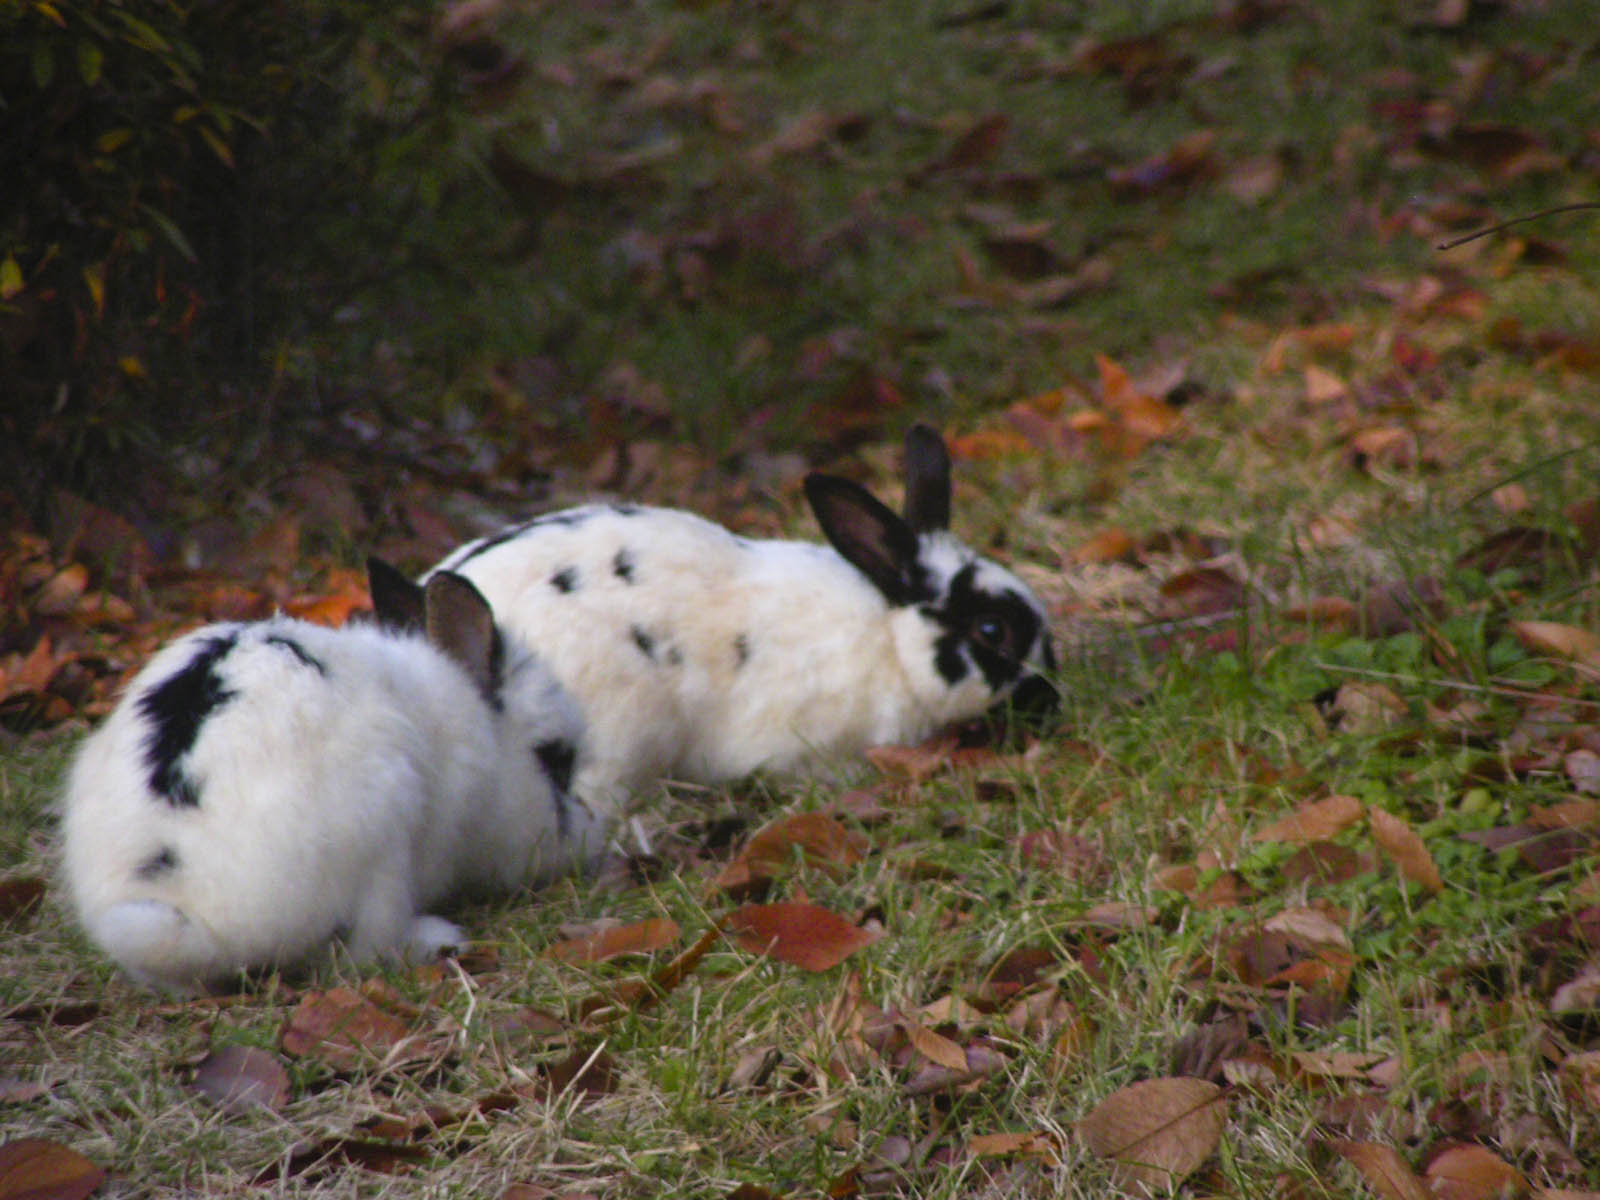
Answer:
[{"left": 0, "top": 0, "right": 446, "bottom": 508}]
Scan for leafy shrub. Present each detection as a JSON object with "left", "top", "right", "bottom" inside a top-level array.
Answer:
[{"left": 0, "top": 0, "right": 445, "bottom": 510}]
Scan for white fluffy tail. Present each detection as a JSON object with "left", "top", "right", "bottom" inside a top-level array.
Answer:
[{"left": 90, "top": 899, "right": 219, "bottom": 991}]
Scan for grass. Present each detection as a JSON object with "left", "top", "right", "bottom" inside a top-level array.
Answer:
[{"left": 7, "top": 0, "right": 1600, "bottom": 1196}]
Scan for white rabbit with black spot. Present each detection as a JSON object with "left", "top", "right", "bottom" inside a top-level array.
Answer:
[
  {"left": 428, "top": 424, "right": 1056, "bottom": 806},
  {"left": 59, "top": 560, "right": 602, "bottom": 992}
]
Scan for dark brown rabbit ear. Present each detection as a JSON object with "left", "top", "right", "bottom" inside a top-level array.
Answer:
[
  {"left": 902, "top": 423, "right": 951, "bottom": 534},
  {"left": 423, "top": 572, "right": 503, "bottom": 700},
  {"left": 367, "top": 557, "right": 425, "bottom": 633},
  {"left": 804, "top": 473, "right": 925, "bottom": 606}
]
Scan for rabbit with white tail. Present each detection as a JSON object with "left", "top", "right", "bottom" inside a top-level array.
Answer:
[
  {"left": 60, "top": 560, "right": 603, "bottom": 992},
  {"left": 428, "top": 424, "right": 1056, "bottom": 804}
]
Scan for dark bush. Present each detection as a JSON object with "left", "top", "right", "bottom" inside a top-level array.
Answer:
[{"left": 0, "top": 0, "right": 446, "bottom": 513}]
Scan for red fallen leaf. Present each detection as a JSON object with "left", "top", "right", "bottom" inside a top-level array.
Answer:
[
  {"left": 1368, "top": 808, "right": 1444, "bottom": 893},
  {"left": 30, "top": 564, "right": 88, "bottom": 617},
  {"left": 580, "top": 924, "right": 721, "bottom": 1022},
  {"left": 1077, "top": 1077, "right": 1227, "bottom": 1192},
  {"left": 0, "top": 877, "right": 46, "bottom": 922},
  {"left": 0, "top": 1138, "right": 105, "bottom": 1200},
  {"left": 725, "top": 1185, "right": 785, "bottom": 1200},
  {"left": 717, "top": 812, "right": 870, "bottom": 895},
  {"left": 1332, "top": 1140, "right": 1430, "bottom": 1200},
  {"left": 1280, "top": 842, "right": 1366, "bottom": 886},
  {"left": 1016, "top": 828, "right": 1101, "bottom": 876},
  {"left": 547, "top": 917, "right": 681, "bottom": 964},
  {"left": 280, "top": 985, "right": 436, "bottom": 1071},
  {"left": 726, "top": 902, "right": 881, "bottom": 972},
  {"left": 191, "top": 1044, "right": 291, "bottom": 1112}
]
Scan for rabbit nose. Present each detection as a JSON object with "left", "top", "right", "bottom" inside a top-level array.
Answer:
[{"left": 1009, "top": 673, "right": 1060, "bottom": 721}]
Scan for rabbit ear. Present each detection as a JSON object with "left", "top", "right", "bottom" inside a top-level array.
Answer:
[
  {"left": 902, "top": 423, "right": 951, "bottom": 534},
  {"left": 804, "top": 473, "right": 926, "bottom": 606},
  {"left": 424, "top": 571, "right": 502, "bottom": 699},
  {"left": 367, "top": 557, "right": 425, "bottom": 633}
]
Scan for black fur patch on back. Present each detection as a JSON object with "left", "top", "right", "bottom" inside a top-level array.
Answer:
[
  {"left": 446, "top": 509, "right": 593, "bottom": 570},
  {"left": 136, "top": 846, "right": 179, "bottom": 878},
  {"left": 926, "top": 564, "right": 1045, "bottom": 692},
  {"left": 264, "top": 634, "right": 327, "bottom": 674},
  {"left": 551, "top": 567, "right": 579, "bottom": 593},
  {"left": 610, "top": 503, "right": 641, "bottom": 517},
  {"left": 613, "top": 549, "right": 636, "bottom": 583},
  {"left": 733, "top": 634, "right": 751, "bottom": 667},
  {"left": 631, "top": 626, "right": 656, "bottom": 660},
  {"left": 138, "top": 633, "right": 240, "bottom": 807}
]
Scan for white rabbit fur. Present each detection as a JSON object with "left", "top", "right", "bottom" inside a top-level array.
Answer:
[
  {"left": 428, "top": 425, "right": 1056, "bottom": 805},
  {"left": 59, "top": 564, "right": 602, "bottom": 992}
]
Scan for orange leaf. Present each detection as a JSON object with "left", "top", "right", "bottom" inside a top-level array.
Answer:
[
  {"left": 726, "top": 902, "right": 880, "bottom": 972},
  {"left": 1069, "top": 527, "right": 1136, "bottom": 565},
  {"left": 898, "top": 1017, "right": 969, "bottom": 1072},
  {"left": 547, "top": 917, "right": 681, "bottom": 964},
  {"left": 1509, "top": 620, "right": 1600, "bottom": 673},
  {"left": 968, "top": 1130, "right": 1061, "bottom": 1162},
  {"left": 1368, "top": 808, "right": 1444, "bottom": 893},
  {"left": 1332, "top": 1140, "right": 1431, "bottom": 1200},
  {"left": 0, "top": 1138, "right": 105, "bottom": 1200},
  {"left": 1254, "top": 794, "right": 1365, "bottom": 844},
  {"left": 1423, "top": 1144, "right": 1525, "bottom": 1200}
]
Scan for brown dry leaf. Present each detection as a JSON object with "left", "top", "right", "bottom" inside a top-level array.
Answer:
[
  {"left": 1333, "top": 1140, "right": 1431, "bottom": 1200},
  {"left": 254, "top": 1136, "right": 429, "bottom": 1184},
  {"left": 541, "top": 1045, "right": 620, "bottom": 1102},
  {"left": 1509, "top": 621, "right": 1600, "bottom": 675},
  {"left": 1368, "top": 808, "right": 1444, "bottom": 893},
  {"left": 865, "top": 738, "right": 955, "bottom": 782},
  {"left": 1423, "top": 1144, "right": 1525, "bottom": 1200},
  {"left": 903, "top": 1040, "right": 1005, "bottom": 1096},
  {"left": 1281, "top": 842, "right": 1366, "bottom": 887},
  {"left": 1531, "top": 798, "right": 1600, "bottom": 828},
  {"left": 1333, "top": 681, "right": 1409, "bottom": 734},
  {"left": 726, "top": 902, "right": 881, "bottom": 972},
  {"left": 1157, "top": 565, "right": 1244, "bottom": 619},
  {"left": 1107, "top": 129, "right": 1217, "bottom": 196},
  {"left": 31, "top": 563, "right": 88, "bottom": 616},
  {"left": 580, "top": 924, "right": 721, "bottom": 1023},
  {"left": 280, "top": 985, "right": 436, "bottom": 1071},
  {"left": 717, "top": 812, "right": 869, "bottom": 894},
  {"left": 1070, "top": 527, "right": 1136, "bottom": 565},
  {"left": 0, "top": 1138, "right": 105, "bottom": 1200},
  {"left": 191, "top": 1044, "right": 291, "bottom": 1112},
  {"left": 899, "top": 1017, "right": 969, "bottom": 1072},
  {"left": 1077, "top": 1077, "right": 1226, "bottom": 1193},
  {"left": 547, "top": 918, "right": 681, "bottom": 964},
  {"left": 0, "top": 877, "right": 46, "bottom": 922},
  {"left": 1304, "top": 364, "right": 1350, "bottom": 404},
  {"left": 1254, "top": 794, "right": 1365, "bottom": 845},
  {"left": 1098, "top": 353, "right": 1183, "bottom": 440},
  {"left": 1263, "top": 906, "right": 1351, "bottom": 951}
]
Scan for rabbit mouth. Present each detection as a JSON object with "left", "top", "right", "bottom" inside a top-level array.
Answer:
[{"left": 1009, "top": 672, "right": 1060, "bottom": 719}]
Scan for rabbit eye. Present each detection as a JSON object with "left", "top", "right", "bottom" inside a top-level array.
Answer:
[{"left": 974, "top": 614, "right": 1010, "bottom": 648}]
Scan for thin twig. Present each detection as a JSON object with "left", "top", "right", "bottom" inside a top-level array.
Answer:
[
  {"left": 1436, "top": 202, "right": 1600, "bottom": 250},
  {"left": 1313, "top": 660, "right": 1600, "bottom": 710}
]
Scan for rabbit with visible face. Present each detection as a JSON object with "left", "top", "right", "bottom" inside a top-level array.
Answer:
[
  {"left": 59, "top": 561, "right": 602, "bottom": 992},
  {"left": 428, "top": 425, "right": 1056, "bottom": 804}
]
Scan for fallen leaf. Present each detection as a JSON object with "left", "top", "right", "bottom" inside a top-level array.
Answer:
[
  {"left": 726, "top": 903, "right": 881, "bottom": 972},
  {"left": 547, "top": 918, "right": 681, "bottom": 964},
  {"left": 865, "top": 738, "right": 955, "bottom": 782},
  {"left": 1368, "top": 808, "right": 1444, "bottom": 893},
  {"left": 191, "top": 1044, "right": 291, "bottom": 1112},
  {"left": 1423, "top": 1143, "right": 1525, "bottom": 1200},
  {"left": 1070, "top": 527, "right": 1136, "bottom": 565},
  {"left": 903, "top": 1041, "right": 1005, "bottom": 1096},
  {"left": 0, "top": 877, "right": 47, "bottom": 922},
  {"left": 1510, "top": 621, "right": 1600, "bottom": 673},
  {"left": 717, "top": 813, "right": 869, "bottom": 895},
  {"left": 1077, "top": 1077, "right": 1226, "bottom": 1192},
  {"left": 0, "top": 1138, "right": 105, "bottom": 1200},
  {"left": 280, "top": 985, "right": 436, "bottom": 1071},
  {"left": 1254, "top": 794, "right": 1365, "bottom": 844},
  {"left": 1333, "top": 1140, "right": 1431, "bottom": 1200},
  {"left": 541, "top": 1045, "right": 619, "bottom": 1102},
  {"left": 898, "top": 1017, "right": 969, "bottom": 1072},
  {"left": 1332, "top": 682, "right": 1408, "bottom": 734}
]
